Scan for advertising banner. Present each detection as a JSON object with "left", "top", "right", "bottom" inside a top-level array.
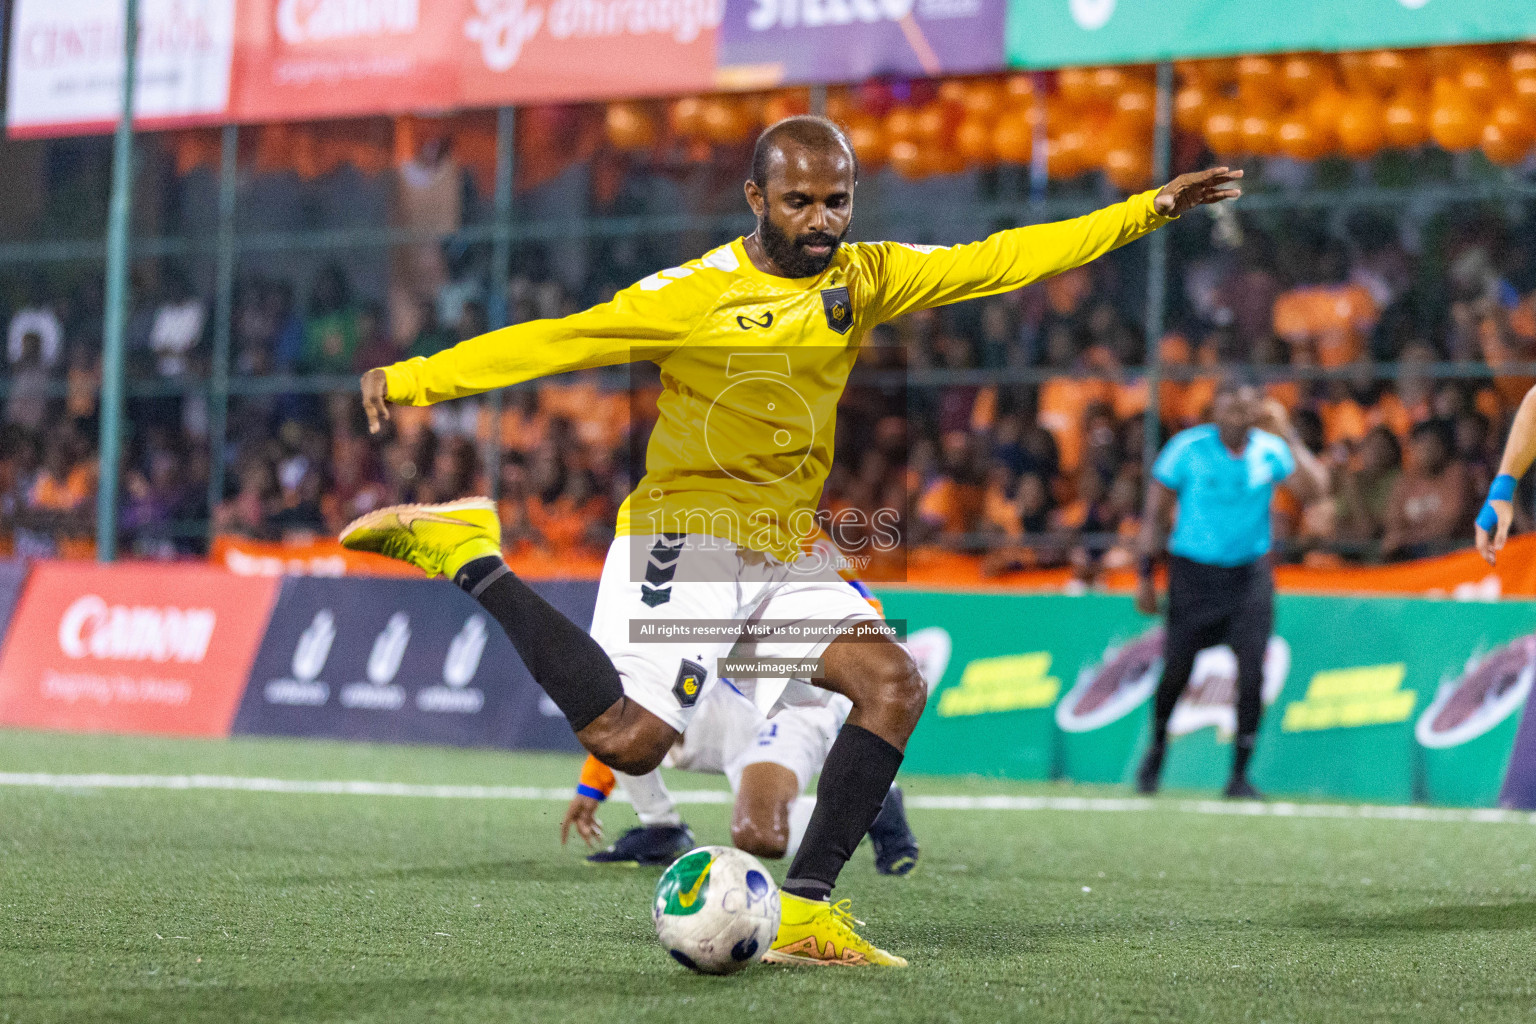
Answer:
[
  {"left": 7, "top": 0, "right": 237, "bottom": 139},
  {"left": 717, "top": 0, "right": 1005, "bottom": 89},
  {"left": 1006, "top": 0, "right": 1536, "bottom": 71},
  {"left": 230, "top": 0, "right": 721, "bottom": 124},
  {"left": 0, "top": 562, "right": 278, "bottom": 736},
  {"left": 455, "top": 0, "right": 722, "bottom": 108},
  {"left": 227, "top": 0, "right": 461, "bottom": 122},
  {"left": 210, "top": 535, "right": 420, "bottom": 577},
  {"left": 231, "top": 575, "right": 589, "bottom": 752},
  {"left": 14, "top": 0, "right": 721, "bottom": 137},
  {"left": 877, "top": 587, "right": 1536, "bottom": 804}
]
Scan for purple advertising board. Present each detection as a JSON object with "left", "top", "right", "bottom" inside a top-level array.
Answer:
[
  {"left": 0, "top": 561, "right": 28, "bottom": 647},
  {"left": 718, "top": 0, "right": 1007, "bottom": 88},
  {"left": 231, "top": 576, "right": 590, "bottom": 753}
]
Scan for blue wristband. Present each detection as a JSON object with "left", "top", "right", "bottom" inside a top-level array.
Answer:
[
  {"left": 1478, "top": 475, "right": 1518, "bottom": 531},
  {"left": 576, "top": 784, "right": 606, "bottom": 801}
]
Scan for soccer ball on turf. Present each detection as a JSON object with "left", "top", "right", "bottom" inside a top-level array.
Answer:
[{"left": 653, "top": 846, "right": 781, "bottom": 974}]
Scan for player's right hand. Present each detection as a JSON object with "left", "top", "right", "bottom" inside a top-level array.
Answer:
[
  {"left": 1476, "top": 499, "right": 1514, "bottom": 565},
  {"left": 560, "top": 794, "right": 603, "bottom": 848},
  {"left": 1135, "top": 577, "right": 1160, "bottom": 616},
  {"left": 361, "top": 367, "right": 392, "bottom": 434}
]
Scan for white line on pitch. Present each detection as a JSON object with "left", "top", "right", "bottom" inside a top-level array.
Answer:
[{"left": 3, "top": 771, "right": 1535, "bottom": 825}]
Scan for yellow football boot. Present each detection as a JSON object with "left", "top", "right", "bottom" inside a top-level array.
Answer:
[
  {"left": 763, "top": 893, "right": 908, "bottom": 967},
  {"left": 339, "top": 498, "right": 502, "bottom": 580}
]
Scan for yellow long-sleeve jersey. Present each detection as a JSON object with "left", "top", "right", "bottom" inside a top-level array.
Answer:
[{"left": 383, "top": 189, "right": 1175, "bottom": 561}]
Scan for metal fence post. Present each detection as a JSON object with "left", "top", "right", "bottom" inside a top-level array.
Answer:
[
  {"left": 1141, "top": 60, "right": 1174, "bottom": 483},
  {"left": 96, "top": 0, "right": 139, "bottom": 562},
  {"left": 809, "top": 84, "right": 828, "bottom": 117},
  {"left": 483, "top": 106, "right": 516, "bottom": 503},
  {"left": 206, "top": 123, "right": 239, "bottom": 544}
]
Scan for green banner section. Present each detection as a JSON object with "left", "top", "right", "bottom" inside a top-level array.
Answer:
[
  {"left": 877, "top": 588, "right": 1536, "bottom": 806},
  {"left": 1005, "top": 0, "right": 1536, "bottom": 70}
]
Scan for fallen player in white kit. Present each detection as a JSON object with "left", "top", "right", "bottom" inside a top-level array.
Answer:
[{"left": 561, "top": 676, "right": 920, "bottom": 874}]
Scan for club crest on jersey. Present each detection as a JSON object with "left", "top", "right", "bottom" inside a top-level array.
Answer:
[
  {"left": 821, "top": 287, "right": 853, "bottom": 335},
  {"left": 673, "top": 658, "right": 708, "bottom": 708}
]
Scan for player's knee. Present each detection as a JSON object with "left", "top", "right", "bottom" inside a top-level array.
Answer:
[
  {"left": 863, "top": 649, "right": 928, "bottom": 735},
  {"left": 731, "top": 819, "right": 788, "bottom": 860},
  {"left": 578, "top": 698, "right": 676, "bottom": 775}
]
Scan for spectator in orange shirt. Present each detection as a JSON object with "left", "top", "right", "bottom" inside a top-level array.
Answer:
[{"left": 1273, "top": 241, "right": 1379, "bottom": 369}]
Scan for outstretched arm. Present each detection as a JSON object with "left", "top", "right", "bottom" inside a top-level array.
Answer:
[
  {"left": 362, "top": 269, "right": 705, "bottom": 433},
  {"left": 859, "top": 167, "right": 1242, "bottom": 324},
  {"left": 1476, "top": 384, "right": 1536, "bottom": 564}
]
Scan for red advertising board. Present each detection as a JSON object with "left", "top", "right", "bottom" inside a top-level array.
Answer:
[
  {"left": 227, "top": 0, "right": 719, "bottom": 124},
  {"left": 454, "top": 0, "right": 721, "bottom": 107},
  {"left": 9, "top": 0, "right": 722, "bottom": 137},
  {"left": 0, "top": 562, "right": 278, "bottom": 737},
  {"left": 228, "top": 0, "right": 461, "bottom": 122}
]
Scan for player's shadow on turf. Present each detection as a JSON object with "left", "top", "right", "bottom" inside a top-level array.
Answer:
[{"left": 1296, "top": 900, "right": 1536, "bottom": 934}]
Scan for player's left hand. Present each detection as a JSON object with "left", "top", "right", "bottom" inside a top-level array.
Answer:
[
  {"left": 560, "top": 794, "right": 603, "bottom": 848},
  {"left": 1476, "top": 499, "right": 1514, "bottom": 565},
  {"left": 1154, "top": 167, "right": 1244, "bottom": 218}
]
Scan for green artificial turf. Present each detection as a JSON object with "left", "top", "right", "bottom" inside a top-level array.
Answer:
[{"left": 4, "top": 730, "right": 1536, "bottom": 1023}]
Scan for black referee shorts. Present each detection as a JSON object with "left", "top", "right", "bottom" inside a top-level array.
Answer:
[{"left": 1158, "top": 554, "right": 1274, "bottom": 741}]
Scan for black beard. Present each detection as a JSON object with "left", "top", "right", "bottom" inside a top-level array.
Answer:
[{"left": 758, "top": 214, "right": 844, "bottom": 278}]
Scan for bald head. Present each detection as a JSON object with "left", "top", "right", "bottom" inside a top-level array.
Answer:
[
  {"left": 743, "top": 116, "right": 857, "bottom": 278},
  {"left": 751, "top": 115, "right": 858, "bottom": 189}
]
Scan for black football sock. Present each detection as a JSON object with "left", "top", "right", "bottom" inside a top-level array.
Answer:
[
  {"left": 783, "top": 724, "right": 903, "bottom": 901},
  {"left": 1230, "top": 732, "right": 1257, "bottom": 781},
  {"left": 453, "top": 555, "right": 622, "bottom": 732}
]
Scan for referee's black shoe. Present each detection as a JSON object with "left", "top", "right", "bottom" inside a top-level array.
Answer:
[
  {"left": 1223, "top": 776, "right": 1264, "bottom": 800},
  {"left": 586, "top": 824, "right": 695, "bottom": 866}
]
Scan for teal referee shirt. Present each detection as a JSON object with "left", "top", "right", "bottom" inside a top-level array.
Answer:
[{"left": 1152, "top": 425, "right": 1296, "bottom": 567}]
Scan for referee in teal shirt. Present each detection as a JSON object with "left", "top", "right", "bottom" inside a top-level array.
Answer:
[{"left": 1135, "top": 377, "right": 1328, "bottom": 798}]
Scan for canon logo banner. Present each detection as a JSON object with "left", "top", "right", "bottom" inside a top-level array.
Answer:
[
  {"left": 276, "top": 0, "right": 419, "bottom": 44},
  {"left": 58, "top": 595, "right": 216, "bottom": 664},
  {"left": 0, "top": 563, "right": 278, "bottom": 736}
]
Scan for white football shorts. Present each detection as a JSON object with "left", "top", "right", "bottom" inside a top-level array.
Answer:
[
  {"left": 587, "top": 533, "right": 882, "bottom": 733},
  {"left": 664, "top": 678, "right": 851, "bottom": 795}
]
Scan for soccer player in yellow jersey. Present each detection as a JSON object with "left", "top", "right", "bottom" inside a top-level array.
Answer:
[{"left": 342, "top": 115, "right": 1242, "bottom": 966}]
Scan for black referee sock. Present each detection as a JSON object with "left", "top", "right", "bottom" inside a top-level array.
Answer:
[
  {"left": 1230, "top": 733, "right": 1257, "bottom": 781},
  {"left": 783, "top": 724, "right": 904, "bottom": 901},
  {"left": 453, "top": 555, "right": 622, "bottom": 732}
]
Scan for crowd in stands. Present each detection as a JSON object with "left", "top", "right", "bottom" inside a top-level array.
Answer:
[{"left": 3, "top": 161, "right": 1535, "bottom": 578}]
